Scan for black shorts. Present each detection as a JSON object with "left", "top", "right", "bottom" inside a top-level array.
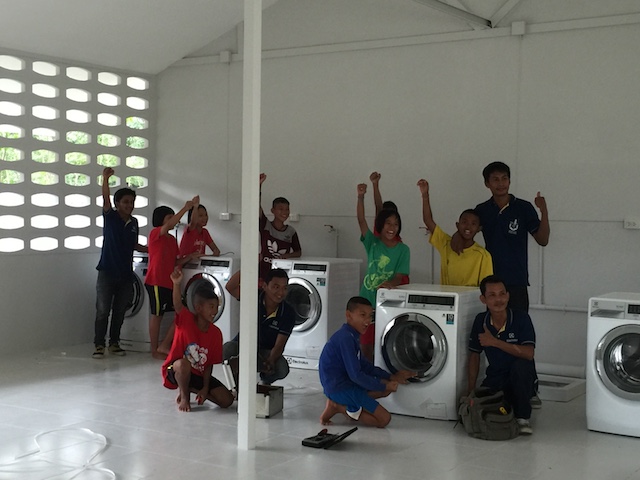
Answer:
[
  {"left": 166, "top": 364, "right": 225, "bottom": 391},
  {"left": 145, "top": 284, "right": 174, "bottom": 316}
]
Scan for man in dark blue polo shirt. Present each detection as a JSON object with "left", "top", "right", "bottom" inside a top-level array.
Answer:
[
  {"left": 223, "top": 268, "right": 296, "bottom": 385},
  {"left": 94, "top": 167, "right": 147, "bottom": 359},
  {"left": 467, "top": 275, "right": 537, "bottom": 435},
  {"left": 474, "top": 161, "right": 550, "bottom": 312}
]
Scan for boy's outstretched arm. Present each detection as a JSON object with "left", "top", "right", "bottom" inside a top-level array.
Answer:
[
  {"left": 370, "top": 172, "right": 383, "bottom": 217},
  {"left": 187, "top": 195, "right": 200, "bottom": 231},
  {"left": 417, "top": 179, "right": 437, "bottom": 233},
  {"left": 170, "top": 268, "right": 183, "bottom": 314},
  {"left": 532, "top": 192, "right": 550, "bottom": 246},
  {"left": 356, "top": 183, "right": 369, "bottom": 237},
  {"left": 101, "top": 167, "right": 114, "bottom": 212},
  {"left": 259, "top": 173, "right": 266, "bottom": 219}
]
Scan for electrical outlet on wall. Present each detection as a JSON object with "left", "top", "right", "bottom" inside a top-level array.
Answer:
[{"left": 623, "top": 217, "right": 640, "bottom": 229}]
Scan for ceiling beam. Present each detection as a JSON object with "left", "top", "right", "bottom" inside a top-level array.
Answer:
[
  {"left": 491, "top": 0, "right": 525, "bottom": 27},
  {"left": 412, "top": 0, "right": 492, "bottom": 29}
]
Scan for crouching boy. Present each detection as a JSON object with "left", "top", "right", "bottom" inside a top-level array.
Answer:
[
  {"left": 318, "top": 296, "right": 415, "bottom": 428},
  {"left": 161, "top": 269, "right": 234, "bottom": 412}
]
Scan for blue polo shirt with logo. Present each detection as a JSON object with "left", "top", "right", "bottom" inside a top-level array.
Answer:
[
  {"left": 475, "top": 195, "right": 540, "bottom": 287},
  {"left": 258, "top": 291, "right": 296, "bottom": 350},
  {"left": 468, "top": 309, "right": 536, "bottom": 382},
  {"left": 96, "top": 208, "right": 139, "bottom": 279}
]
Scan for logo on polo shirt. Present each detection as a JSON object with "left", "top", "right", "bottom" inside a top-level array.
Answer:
[{"left": 508, "top": 219, "right": 519, "bottom": 235}]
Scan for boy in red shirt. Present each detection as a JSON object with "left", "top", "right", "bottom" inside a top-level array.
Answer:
[
  {"left": 179, "top": 196, "right": 221, "bottom": 257},
  {"left": 162, "top": 269, "right": 234, "bottom": 412}
]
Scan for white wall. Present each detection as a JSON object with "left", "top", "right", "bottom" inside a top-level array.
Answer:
[{"left": 154, "top": 9, "right": 640, "bottom": 375}]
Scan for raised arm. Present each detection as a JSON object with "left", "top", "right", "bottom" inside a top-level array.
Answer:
[
  {"left": 356, "top": 183, "right": 369, "bottom": 237},
  {"left": 160, "top": 197, "right": 196, "bottom": 237},
  {"left": 101, "top": 167, "right": 114, "bottom": 212},
  {"left": 370, "top": 171, "right": 383, "bottom": 217},
  {"left": 259, "top": 173, "right": 267, "bottom": 220},
  {"left": 417, "top": 179, "right": 437, "bottom": 233},
  {"left": 532, "top": 192, "right": 550, "bottom": 246},
  {"left": 170, "top": 268, "right": 183, "bottom": 314},
  {"left": 187, "top": 195, "right": 200, "bottom": 231}
]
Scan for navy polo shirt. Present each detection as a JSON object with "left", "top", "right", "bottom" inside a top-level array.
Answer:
[
  {"left": 468, "top": 309, "right": 536, "bottom": 382},
  {"left": 96, "top": 208, "right": 139, "bottom": 279},
  {"left": 258, "top": 291, "right": 296, "bottom": 350},
  {"left": 475, "top": 195, "right": 540, "bottom": 287}
]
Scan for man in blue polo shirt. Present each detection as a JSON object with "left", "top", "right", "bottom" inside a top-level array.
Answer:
[
  {"left": 223, "top": 268, "right": 296, "bottom": 385},
  {"left": 473, "top": 161, "right": 550, "bottom": 312},
  {"left": 467, "top": 275, "right": 537, "bottom": 435},
  {"left": 94, "top": 167, "right": 147, "bottom": 359}
]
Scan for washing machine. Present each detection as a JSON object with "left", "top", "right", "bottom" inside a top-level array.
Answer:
[
  {"left": 271, "top": 257, "right": 362, "bottom": 370},
  {"left": 120, "top": 253, "right": 174, "bottom": 352},
  {"left": 374, "top": 284, "right": 482, "bottom": 420},
  {"left": 180, "top": 256, "right": 240, "bottom": 342},
  {"left": 587, "top": 292, "right": 640, "bottom": 437}
]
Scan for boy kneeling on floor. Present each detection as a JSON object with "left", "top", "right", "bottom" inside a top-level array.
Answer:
[
  {"left": 319, "top": 296, "right": 415, "bottom": 427},
  {"left": 161, "top": 268, "right": 234, "bottom": 412}
]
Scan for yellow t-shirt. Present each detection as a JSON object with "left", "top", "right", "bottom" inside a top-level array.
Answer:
[{"left": 429, "top": 225, "right": 493, "bottom": 287}]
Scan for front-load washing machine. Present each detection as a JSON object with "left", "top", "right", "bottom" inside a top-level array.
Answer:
[
  {"left": 180, "top": 256, "right": 240, "bottom": 342},
  {"left": 374, "top": 284, "right": 482, "bottom": 420},
  {"left": 587, "top": 292, "right": 640, "bottom": 437},
  {"left": 120, "top": 253, "right": 174, "bottom": 352},
  {"left": 271, "top": 257, "right": 362, "bottom": 370}
]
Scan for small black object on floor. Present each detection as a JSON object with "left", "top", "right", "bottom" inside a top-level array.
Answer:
[{"left": 302, "top": 427, "right": 358, "bottom": 449}]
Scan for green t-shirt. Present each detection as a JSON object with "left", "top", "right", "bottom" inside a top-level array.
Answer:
[{"left": 359, "top": 230, "right": 410, "bottom": 306}]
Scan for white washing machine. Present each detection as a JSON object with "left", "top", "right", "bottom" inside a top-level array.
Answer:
[
  {"left": 374, "top": 284, "right": 482, "bottom": 420},
  {"left": 271, "top": 257, "right": 362, "bottom": 370},
  {"left": 587, "top": 292, "right": 640, "bottom": 437},
  {"left": 120, "top": 253, "right": 174, "bottom": 352},
  {"left": 180, "top": 256, "right": 240, "bottom": 342}
]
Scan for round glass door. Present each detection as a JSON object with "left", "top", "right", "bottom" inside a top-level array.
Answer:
[
  {"left": 125, "top": 273, "right": 145, "bottom": 318},
  {"left": 596, "top": 324, "right": 640, "bottom": 400},
  {"left": 183, "top": 273, "right": 225, "bottom": 323},
  {"left": 380, "top": 312, "right": 447, "bottom": 382},
  {"left": 286, "top": 277, "right": 322, "bottom": 332}
]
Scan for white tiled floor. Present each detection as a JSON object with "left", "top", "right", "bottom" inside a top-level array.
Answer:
[{"left": 2, "top": 345, "right": 640, "bottom": 480}]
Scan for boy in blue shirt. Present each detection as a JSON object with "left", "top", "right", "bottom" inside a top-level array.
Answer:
[{"left": 319, "top": 297, "right": 415, "bottom": 428}]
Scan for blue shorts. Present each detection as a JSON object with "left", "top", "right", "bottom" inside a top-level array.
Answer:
[{"left": 327, "top": 386, "right": 379, "bottom": 416}]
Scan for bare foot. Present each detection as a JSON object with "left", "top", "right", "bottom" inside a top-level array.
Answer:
[
  {"left": 320, "top": 399, "right": 344, "bottom": 425},
  {"left": 177, "top": 394, "right": 191, "bottom": 412},
  {"left": 152, "top": 350, "right": 167, "bottom": 360}
]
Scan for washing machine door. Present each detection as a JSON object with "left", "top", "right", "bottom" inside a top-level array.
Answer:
[
  {"left": 380, "top": 312, "right": 447, "bottom": 382},
  {"left": 595, "top": 324, "right": 640, "bottom": 400},
  {"left": 125, "top": 272, "right": 145, "bottom": 318},
  {"left": 183, "top": 273, "right": 225, "bottom": 323},
  {"left": 285, "top": 277, "right": 322, "bottom": 332}
]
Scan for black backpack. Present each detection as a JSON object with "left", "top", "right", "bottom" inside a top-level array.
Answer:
[{"left": 458, "top": 388, "right": 519, "bottom": 440}]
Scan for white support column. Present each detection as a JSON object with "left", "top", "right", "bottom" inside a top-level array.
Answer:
[{"left": 238, "top": 0, "right": 262, "bottom": 451}]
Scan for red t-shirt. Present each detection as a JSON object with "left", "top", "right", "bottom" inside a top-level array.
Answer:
[
  {"left": 145, "top": 226, "right": 179, "bottom": 289},
  {"left": 179, "top": 227, "right": 213, "bottom": 257},
  {"left": 161, "top": 308, "right": 223, "bottom": 389}
]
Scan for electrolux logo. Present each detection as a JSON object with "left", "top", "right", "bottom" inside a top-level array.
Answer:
[{"left": 285, "top": 356, "right": 310, "bottom": 366}]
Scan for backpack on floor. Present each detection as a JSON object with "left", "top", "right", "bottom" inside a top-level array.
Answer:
[{"left": 458, "top": 388, "right": 519, "bottom": 440}]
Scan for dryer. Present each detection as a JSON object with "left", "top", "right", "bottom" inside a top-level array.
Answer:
[
  {"left": 180, "top": 256, "right": 240, "bottom": 342},
  {"left": 120, "top": 253, "right": 173, "bottom": 352},
  {"left": 587, "top": 292, "right": 640, "bottom": 437},
  {"left": 271, "top": 257, "right": 362, "bottom": 370},
  {"left": 374, "top": 284, "right": 482, "bottom": 420}
]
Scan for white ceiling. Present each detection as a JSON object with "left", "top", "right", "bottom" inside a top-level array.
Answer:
[
  {"left": 0, "top": 0, "right": 278, "bottom": 75},
  {"left": 1, "top": 1, "right": 638, "bottom": 76}
]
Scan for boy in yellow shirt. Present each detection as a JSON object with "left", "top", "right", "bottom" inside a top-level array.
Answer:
[{"left": 417, "top": 178, "right": 493, "bottom": 286}]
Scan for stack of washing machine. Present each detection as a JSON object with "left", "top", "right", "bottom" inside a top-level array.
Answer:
[
  {"left": 587, "top": 292, "right": 640, "bottom": 438},
  {"left": 180, "top": 256, "right": 241, "bottom": 343},
  {"left": 374, "top": 284, "right": 483, "bottom": 420},
  {"left": 271, "top": 257, "right": 362, "bottom": 370},
  {"left": 120, "top": 253, "right": 174, "bottom": 352}
]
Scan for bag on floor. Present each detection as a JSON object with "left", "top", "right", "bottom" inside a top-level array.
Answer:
[{"left": 458, "top": 388, "right": 519, "bottom": 441}]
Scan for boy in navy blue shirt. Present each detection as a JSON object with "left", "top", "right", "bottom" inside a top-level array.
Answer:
[
  {"left": 467, "top": 275, "right": 537, "bottom": 435},
  {"left": 94, "top": 167, "right": 147, "bottom": 358},
  {"left": 319, "top": 297, "right": 414, "bottom": 428}
]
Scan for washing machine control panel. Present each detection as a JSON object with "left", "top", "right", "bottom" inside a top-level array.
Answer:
[
  {"left": 590, "top": 297, "right": 640, "bottom": 320},
  {"left": 377, "top": 289, "right": 456, "bottom": 312}
]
